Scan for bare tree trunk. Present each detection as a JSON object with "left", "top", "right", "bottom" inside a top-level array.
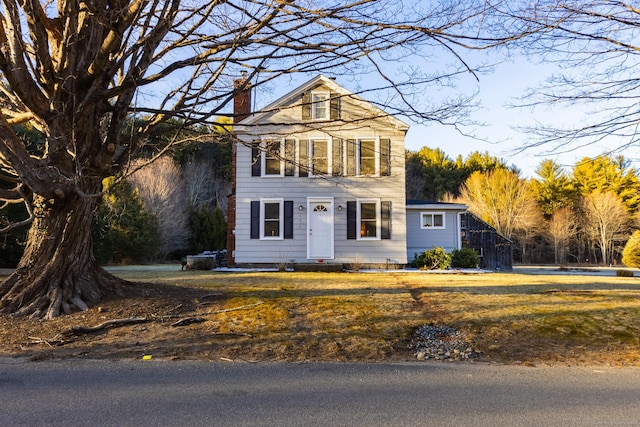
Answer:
[{"left": 0, "top": 189, "right": 125, "bottom": 319}]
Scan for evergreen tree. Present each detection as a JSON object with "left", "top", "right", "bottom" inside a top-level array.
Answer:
[
  {"left": 93, "top": 178, "right": 163, "bottom": 264},
  {"left": 188, "top": 205, "right": 227, "bottom": 254},
  {"left": 572, "top": 155, "right": 640, "bottom": 213},
  {"left": 530, "top": 159, "right": 576, "bottom": 218}
]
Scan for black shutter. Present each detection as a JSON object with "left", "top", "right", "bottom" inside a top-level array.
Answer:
[
  {"left": 250, "top": 201, "right": 260, "bottom": 239},
  {"left": 347, "top": 201, "right": 357, "bottom": 239},
  {"left": 284, "top": 201, "right": 293, "bottom": 239},
  {"left": 346, "top": 139, "right": 356, "bottom": 176},
  {"left": 380, "top": 138, "right": 391, "bottom": 176},
  {"left": 381, "top": 201, "right": 391, "bottom": 239},
  {"left": 332, "top": 138, "right": 343, "bottom": 176},
  {"left": 330, "top": 92, "right": 340, "bottom": 120},
  {"left": 284, "top": 139, "right": 295, "bottom": 176},
  {"left": 251, "top": 141, "right": 261, "bottom": 177},
  {"left": 299, "top": 139, "right": 308, "bottom": 177},
  {"left": 302, "top": 92, "right": 311, "bottom": 120}
]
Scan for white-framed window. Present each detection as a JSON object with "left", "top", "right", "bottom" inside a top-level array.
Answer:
[
  {"left": 358, "top": 198, "right": 381, "bottom": 240},
  {"left": 311, "top": 91, "right": 330, "bottom": 120},
  {"left": 358, "top": 138, "right": 378, "bottom": 176},
  {"left": 262, "top": 139, "right": 284, "bottom": 176},
  {"left": 420, "top": 212, "right": 445, "bottom": 229},
  {"left": 261, "top": 198, "right": 284, "bottom": 239},
  {"left": 309, "top": 138, "right": 331, "bottom": 176}
]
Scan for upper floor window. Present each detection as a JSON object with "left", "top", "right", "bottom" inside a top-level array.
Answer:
[
  {"left": 312, "top": 91, "right": 330, "bottom": 120},
  {"left": 263, "top": 139, "right": 283, "bottom": 176},
  {"left": 310, "top": 138, "right": 330, "bottom": 176},
  {"left": 359, "top": 139, "right": 377, "bottom": 175},
  {"left": 302, "top": 89, "right": 339, "bottom": 121},
  {"left": 421, "top": 212, "right": 445, "bottom": 229},
  {"left": 252, "top": 136, "right": 390, "bottom": 178}
]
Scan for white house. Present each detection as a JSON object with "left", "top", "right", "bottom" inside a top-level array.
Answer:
[{"left": 227, "top": 75, "right": 409, "bottom": 267}]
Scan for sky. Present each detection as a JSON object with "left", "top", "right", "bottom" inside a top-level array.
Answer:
[
  {"left": 401, "top": 58, "right": 630, "bottom": 178},
  {"left": 250, "top": 56, "right": 639, "bottom": 179}
]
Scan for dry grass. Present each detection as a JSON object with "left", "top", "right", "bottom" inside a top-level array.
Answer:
[{"left": 2, "top": 267, "right": 640, "bottom": 365}]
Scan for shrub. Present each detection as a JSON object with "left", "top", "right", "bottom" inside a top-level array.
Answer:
[
  {"left": 412, "top": 247, "right": 451, "bottom": 270},
  {"left": 93, "top": 178, "right": 163, "bottom": 264},
  {"left": 450, "top": 248, "right": 480, "bottom": 269},
  {"left": 188, "top": 205, "right": 227, "bottom": 254},
  {"left": 622, "top": 230, "right": 640, "bottom": 268}
]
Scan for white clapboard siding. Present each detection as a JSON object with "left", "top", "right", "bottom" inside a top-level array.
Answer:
[{"left": 233, "top": 75, "right": 408, "bottom": 265}]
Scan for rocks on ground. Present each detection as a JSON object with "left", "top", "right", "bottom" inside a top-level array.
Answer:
[{"left": 410, "top": 325, "right": 480, "bottom": 362}]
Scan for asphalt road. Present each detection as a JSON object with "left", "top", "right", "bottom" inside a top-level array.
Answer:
[{"left": 1, "top": 359, "right": 639, "bottom": 426}]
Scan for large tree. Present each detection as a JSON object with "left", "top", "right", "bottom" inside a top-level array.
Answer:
[
  {"left": 571, "top": 155, "right": 640, "bottom": 213},
  {"left": 581, "top": 191, "right": 630, "bottom": 265},
  {"left": 0, "top": 1, "right": 513, "bottom": 318},
  {"left": 459, "top": 168, "right": 541, "bottom": 241},
  {"left": 530, "top": 159, "right": 575, "bottom": 218}
]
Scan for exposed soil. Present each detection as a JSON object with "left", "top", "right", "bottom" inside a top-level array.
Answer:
[
  {"left": 0, "top": 281, "right": 418, "bottom": 363},
  {"left": 1, "top": 275, "right": 637, "bottom": 366},
  {"left": 0, "top": 282, "right": 221, "bottom": 361}
]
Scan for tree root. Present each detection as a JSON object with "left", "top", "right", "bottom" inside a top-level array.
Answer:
[{"left": 1, "top": 265, "right": 127, "bottom": 319}]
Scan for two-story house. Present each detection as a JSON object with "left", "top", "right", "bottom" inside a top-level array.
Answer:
[{"left": 227, "top": 75, "right": 409, "bottom": 267}]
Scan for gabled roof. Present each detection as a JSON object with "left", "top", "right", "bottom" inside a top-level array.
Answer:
[{"left": 239, "top": 74, "right": 410, "bottom": 131}]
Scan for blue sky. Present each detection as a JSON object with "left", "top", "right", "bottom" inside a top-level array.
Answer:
[
  {"left": 401, "top": 58, "right": 630, "bottom": 178},
  {"left": 250, "top": 56, "right": 638, "bottom": 179}
]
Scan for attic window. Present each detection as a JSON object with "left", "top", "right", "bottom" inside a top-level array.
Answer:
[{"left": 311, "top": 91, "right": 329, "bottom": 120}]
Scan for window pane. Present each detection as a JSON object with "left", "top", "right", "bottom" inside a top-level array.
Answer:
[
  {"left": 359, "top": 139, "right": 376, "bottom": 175},
  {"left": 361, "top": 221, "right": 377, "bottom": 238},
  {"left": 312, "top": 140, "right": 328, "bottom": 175},
  {"left": 264, "top": 221, "right": 280, "bottom": 237},
  {"left": 361, "top": 202, "right": 376, "bottom": 220},
  {"left": 422, "top": 214, "right": 433, "bottom": 227},
  {"left": 312, "top": 93, "right": 328, "bottom": 119},
  {"left": 264, "top": 203, "right": 280, "bottom": 220},
  {"left": 434, "top": 214, "right": 444, "bottom": 227}
]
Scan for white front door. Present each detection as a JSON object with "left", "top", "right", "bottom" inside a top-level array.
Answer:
[{"left": 307, "top": 198, "right": 334, "bottom": 259}]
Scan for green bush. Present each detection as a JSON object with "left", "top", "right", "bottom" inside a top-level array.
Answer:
[
  {"left": 93, "top": 179, "right": 163, "bottom": 264},
  {"left": 622, "top": 230, "right": 640, "bottom": 268},
  {"left": 188, "top": 205, "right": 227, "bottom": 253},
  {"left": 411, "top": 247, "right": 451, "bottom": 270},
  {"left": 450, "top": 248, "right": 480, "bottom": 269}
]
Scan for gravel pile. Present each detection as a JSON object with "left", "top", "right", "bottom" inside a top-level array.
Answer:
[{"left": 410, "top": 325, "right": 480, "bottom": 362}]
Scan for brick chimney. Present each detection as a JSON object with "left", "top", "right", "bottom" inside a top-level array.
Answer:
[
  {"left": 233, "top": 72, "right": 252, "bottom": 123},
  {"left": 227, "top": 74, "right": 252, "bottom": 266}
]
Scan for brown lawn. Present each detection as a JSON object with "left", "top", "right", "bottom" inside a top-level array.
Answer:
[{"left": 1, "top": 266, "right": 639, "bottom": 366}]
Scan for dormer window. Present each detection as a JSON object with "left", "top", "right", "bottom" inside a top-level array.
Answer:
[{"left": 311, "top": 91, "right": 329, "bottom": 120}]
